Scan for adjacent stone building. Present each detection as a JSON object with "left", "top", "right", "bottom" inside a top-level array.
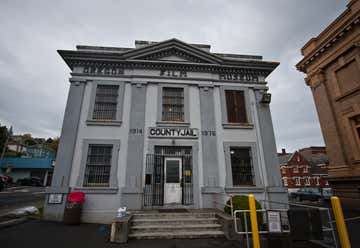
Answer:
[
  {"left": 44, "top": 38, "right": 287, "bottom": 223},
  {"left": 296, "top": 0, "right": 360, "bottom": 207}
]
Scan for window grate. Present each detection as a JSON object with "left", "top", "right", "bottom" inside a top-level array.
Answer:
[
  {"left": 162, "top": 87, "right": 184, "bottom": 122},
  {"left": 83, "top": 145, "right": 112, "bottom": 187},
  {"left": 93, "top": 85, "right": 119, "bottom": 120},
  {"left": 230, "top": 147, "right": 254, "bottom": 186}
]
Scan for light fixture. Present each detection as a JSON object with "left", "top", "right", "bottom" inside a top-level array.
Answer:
[{"left": 260, "top": 92, "right": 271, "bottom": 104}]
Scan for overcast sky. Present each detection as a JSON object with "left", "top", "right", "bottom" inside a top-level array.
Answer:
[{"left": 0, "top": 0, "right": 347, "bottom": 152}]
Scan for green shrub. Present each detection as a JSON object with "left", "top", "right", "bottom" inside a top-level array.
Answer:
[{"left": 224, "top": 195, "right": 263, "bottom": 230}]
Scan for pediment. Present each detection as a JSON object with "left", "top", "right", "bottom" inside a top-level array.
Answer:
[
  {"left": 122, "top": 39, "right": 223, "bottom": 64},
  {"left": 133, "top": 47, "right": 214, "bottom": 63}
]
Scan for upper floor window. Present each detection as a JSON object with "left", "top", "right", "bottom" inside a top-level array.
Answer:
[
  {"left": 351, "top": 115, "right": 360, "bottom": 145},
  {"left": 83, "top": 144, "right": 113, "bottom": 187},
  {"left": 293, "top": 166, "right": 299, "bottom": 173},
  {"left": 283, "top": 177, "right": 288, "bottom": 186},
  {"left": 230, "top": 147, "right": 254, "bottom": 186},
  {"left": 162, "top": 87, "right": 184, "bottom": 122},
  {"left": 93, "top": 85, "right": 119, "bottom": 120},
  {"left": 303, "top": 166, "right": 308, "bottom": 173},
  {"left": 225, "top": 90, "right": 247, "bottom": 123}
]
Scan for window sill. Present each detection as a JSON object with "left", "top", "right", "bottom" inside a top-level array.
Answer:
[
  {"left": 86, "top": 120, "right": 122, "bottom": 126},
  {"left": 225, "top": 186, "right": 264, "bottom": 193},
  {"left": 223, "top": 123, "right": 254, "bottom": 129},
  {"left": 73, "top": 187, "right": 119, "bottom": 194},
  {"left": 156, "top": 121, "right": 190, "bottom": 127}
]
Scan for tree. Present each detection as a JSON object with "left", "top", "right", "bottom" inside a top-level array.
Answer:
[
  {"left": 47, "top": 137, "right": 59, "bottom": 154},
  {"left": 24, "top": 138, "right": 37, "bottom": 146},
  {"left": 0, "top": 125, "right": 8, "bottom": 154}
]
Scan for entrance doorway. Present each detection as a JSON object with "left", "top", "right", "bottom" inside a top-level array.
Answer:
[
  {"left": 143, "top": 146, "right": 193, "bottom": 207},
  {"left": 164, "top": 157, "right": 182, "bottom": 204}
]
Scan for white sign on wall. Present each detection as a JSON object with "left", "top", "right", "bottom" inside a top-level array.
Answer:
[
  {"left": 267, "top": 210, "right": 282, "bottom": 233},
  {"left": 48, "top": 194, "right": 63, "bottom": 204}
]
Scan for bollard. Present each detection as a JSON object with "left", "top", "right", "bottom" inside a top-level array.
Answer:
[
  {"left": 249, "top": 194, "right": 260, "bottom": 248},
  {"left": 331, "top": 196, "right": 351, "bottom": 248}
]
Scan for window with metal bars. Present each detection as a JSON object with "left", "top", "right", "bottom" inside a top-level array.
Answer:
[
  {"left": 92, "top": 85, "right": 119, "bottom": 120},
  {"left": 83, "top": 144, "right": 112, "bottom": 187},
  {"left": 225, "top": 90, "right": 247, "bottom": 123},
  {"left": 230, "top": 147, "right": 254, "bottom": 186},
  {"left": 162, "top": 87, "right": 184, "bottom": 122}
]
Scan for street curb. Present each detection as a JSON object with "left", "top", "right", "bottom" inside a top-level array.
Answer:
[{"left": 0, "top": 216, "right": 28, "bottom": 229}]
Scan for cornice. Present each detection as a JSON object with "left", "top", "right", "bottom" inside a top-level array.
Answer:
[
  {"left": 67, "top": 59, "right": 275, "bottom": 77},
  {"left": 296, "top": 11, "right": 360, "bottom": 72}
]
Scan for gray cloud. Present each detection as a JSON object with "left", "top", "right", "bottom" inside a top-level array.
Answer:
[{"left": 0, "top": 0, "right": 346, "bottom": 152}]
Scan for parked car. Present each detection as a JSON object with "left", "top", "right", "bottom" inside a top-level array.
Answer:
[
  {"left": 0, "top": 178, "right": 4, "bottom": 191},
  {"left": 17, "top": 177, "right": 42, "bottom": 186},
  {"left": 322, "top": 188, "right": 333, "bottom": 201},
  {"left": 290, "top": 188, "right": 322, "bottom": 202},
  {"left": 1, "top": 175, "right": 13, "bottom": 184}
]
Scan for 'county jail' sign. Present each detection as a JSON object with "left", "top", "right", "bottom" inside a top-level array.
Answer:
[{"left": 148, "top": 127, "right": 198, "bottom": 139}]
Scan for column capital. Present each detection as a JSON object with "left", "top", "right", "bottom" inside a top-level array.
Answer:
[
  {"left": 306, "top": 69, "right": 325, "bottom": 89},
  {"left": 69, "top": 78, "right": 88, "bottom": 85}
]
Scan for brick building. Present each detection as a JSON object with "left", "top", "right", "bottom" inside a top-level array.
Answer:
[
  {"left": 279, "top": 148, "right": 329, "bottom": 192},
  {"left": 296, "top": 0, "right": 360, "bottom": 207}
]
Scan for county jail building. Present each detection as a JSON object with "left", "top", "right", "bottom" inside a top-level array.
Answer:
[{"left": 44, "top": 39, "right": 287, "bottom": 223}]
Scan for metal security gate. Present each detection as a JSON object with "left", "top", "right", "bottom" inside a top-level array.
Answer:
[{"left": 143, "top": 146, "right": 193, "bottom": 206}]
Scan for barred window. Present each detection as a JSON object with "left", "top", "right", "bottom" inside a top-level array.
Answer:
[
  {"left": 162, "top": 87, "right": 184, "bottom": 122},
  {"left": 83, "top": 145, "right": 112, "bottom": 187},
  {"left": 93, "top": 85, "right": 119, "bottom": 120},
  {"left": 230, "top": 147, "right": 254, "bottom": 186},
  {"left": 225, "top": 90, "right": 247, "bottom": 123}
]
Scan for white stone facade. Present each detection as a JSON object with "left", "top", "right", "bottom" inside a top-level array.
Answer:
[{"left": 44, "top": 39, "right": 287, "bottom": 223}]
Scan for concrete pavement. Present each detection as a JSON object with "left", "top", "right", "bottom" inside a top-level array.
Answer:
[
  {"left": 0, "top": 186, "right": 45, "bottom": 213},
  {"left": 0, "top": 219, "right": 326, "bottom": 248}
]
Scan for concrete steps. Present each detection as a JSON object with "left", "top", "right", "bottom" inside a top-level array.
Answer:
[{"left": 129, "top": 211, "right": 224, "bottom": 239}]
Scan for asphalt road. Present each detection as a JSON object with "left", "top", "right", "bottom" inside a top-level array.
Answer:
[{"left": 0, "top": 186, "right": 45, "bottom": 213}]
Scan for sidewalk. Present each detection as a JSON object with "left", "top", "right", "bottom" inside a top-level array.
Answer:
[{"left": 0, "top": 219, "right": 328, "bottom": 248}]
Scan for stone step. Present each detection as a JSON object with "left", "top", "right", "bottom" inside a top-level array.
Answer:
[
  {"left": 128, "top": 230, "right": 225, "bottom": 239},
  {"left": 132, "top": 212, "right": 215, "bottom": 220},
  {"left": 131, "top": 217, "right": 218, "bottom": 226},
  {"left": 130, "top": 223, "right": 222, "bottom": 233}
]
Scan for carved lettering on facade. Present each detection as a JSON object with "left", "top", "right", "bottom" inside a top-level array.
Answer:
[
  {"left": 148, "top": 127, "right": 198, "bottom": 138},
  {"left": 160, "top": 69, "right": 187, "bottom": 78},
  {"left": 219, "top": 73, "right": 258, "bottom": 82},
  {"left": 83, "top": 66, "right": 124, "bottom": 75}
]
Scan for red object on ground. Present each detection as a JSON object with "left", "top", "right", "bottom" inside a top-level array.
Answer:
[{"left": 67, "top": 191, "right": 85, "bottom": 203}]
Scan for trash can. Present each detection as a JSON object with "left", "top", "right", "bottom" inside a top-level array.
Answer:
[{"left": 63, "top": 191, "right": 85, "bottom": 225}]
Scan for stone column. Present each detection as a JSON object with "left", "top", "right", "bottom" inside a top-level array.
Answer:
[
  {"left": 199, "top": 85, "right": 222, "bottom": 208},
  {"left": 43, "top": 79, "right": 86, "bottom": 221},
  {"left": 254, "top": 89, "right": 288, "bottom": 208},
  {"left": 121, "top": 82, "right": 147, "bottom": 209}
]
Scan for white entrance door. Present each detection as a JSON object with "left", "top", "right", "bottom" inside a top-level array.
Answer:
[{"left": 164, "top": 158, "right": 182, "bottom": 204}]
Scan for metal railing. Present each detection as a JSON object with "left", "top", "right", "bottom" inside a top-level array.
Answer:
[
  {"left": 258, "top": 199, "right": 337, "bottom": 248},
  {"left": 212, "top": 192, "right": 339, "bottom": 248}
]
